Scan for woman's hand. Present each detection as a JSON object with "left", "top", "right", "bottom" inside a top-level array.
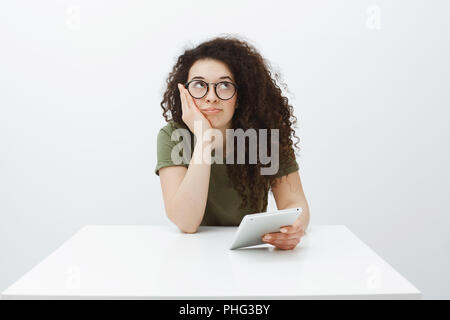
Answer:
[
  {"left": 177, "top": 83, "right": 213, "bottom": 142},
  {"left": 261, "top": 218, "right": 305, "bottom": 250}
]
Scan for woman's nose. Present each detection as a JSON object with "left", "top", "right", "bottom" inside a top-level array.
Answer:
[{"left": 204, "top": 84, "right": 219, "bottom": 102}]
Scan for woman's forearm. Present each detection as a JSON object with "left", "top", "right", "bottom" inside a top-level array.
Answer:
[{"left": 166, "top": 141, "right": 212, "bottom": 233}]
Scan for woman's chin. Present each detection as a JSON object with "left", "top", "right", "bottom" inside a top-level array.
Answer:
[
  {"left": 207, "top": 117, "right": 231, "bottom": 131},
  {"left": 207, "top": 118, "right": 222, "bottom": 127}
]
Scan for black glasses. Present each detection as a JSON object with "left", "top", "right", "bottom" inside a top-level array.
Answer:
[{"left": 184, "top": 79, "right": 237, "bottom": 100}]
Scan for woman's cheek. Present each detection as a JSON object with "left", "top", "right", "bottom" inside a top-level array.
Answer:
[{"left": 227, "top": 106, "right": 237, "bottom": 119}]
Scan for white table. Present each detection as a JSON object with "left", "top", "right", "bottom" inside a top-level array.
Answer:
[{"left": 1, "top": 225, "right": 421, "bottom": 299}]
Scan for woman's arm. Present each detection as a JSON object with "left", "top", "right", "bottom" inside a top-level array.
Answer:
[
  {"left": 260, "top": 171, "right": 310, "bottom": 250},
  {"left": 159, "top": 142, "right": 212, "bottom": 233},
  {"left": 271, "top": 171, "right": 310, "bottom": 231}
]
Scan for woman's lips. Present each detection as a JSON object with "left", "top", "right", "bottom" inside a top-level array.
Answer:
[{"left": 201, "top": 108, "right": 222, "bottom": 114}]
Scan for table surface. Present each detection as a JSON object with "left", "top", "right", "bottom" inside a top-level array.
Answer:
[{"left": 1, "top": 225, "right": 421, "bottom": 299}]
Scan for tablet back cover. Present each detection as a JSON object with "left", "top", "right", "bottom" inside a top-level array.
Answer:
[{"left": 229, "top": 207, "right": 302, "bottom": 250}]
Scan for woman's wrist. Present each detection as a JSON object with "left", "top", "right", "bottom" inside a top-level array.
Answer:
[{"left": 191, "top": 139, "right": 213, "bottom": 165}]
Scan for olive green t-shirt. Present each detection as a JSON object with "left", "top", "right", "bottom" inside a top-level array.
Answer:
[{"left": 155, "top": 121, "right": 299, "bottom": 226}]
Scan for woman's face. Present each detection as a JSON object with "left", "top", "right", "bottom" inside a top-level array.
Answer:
[{"left": 187, "top": 58, "right": 238, "bottom": 130}]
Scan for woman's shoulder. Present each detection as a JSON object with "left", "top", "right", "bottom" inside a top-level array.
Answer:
[
  {"left": 158, "top": 120, "right": 188, "bottom": 136},
  {"left": 157, "top": 120, "right": 194, "bottom": 148},
  {"left": 159, "top": 120, "right": 179, "bottom": 132}
]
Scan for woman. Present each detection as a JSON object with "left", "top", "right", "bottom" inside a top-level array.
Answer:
[{"left": 155, "top": 36, "right": 310, "bottom": 250}]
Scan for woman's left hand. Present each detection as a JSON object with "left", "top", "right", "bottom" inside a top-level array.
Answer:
[{"left": 261, "top": 218, "right": 305, "bottom": 250}]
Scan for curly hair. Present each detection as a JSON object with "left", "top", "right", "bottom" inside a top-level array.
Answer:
[{"left": 160, "top": 35, "right": 301, "bottom": 213}]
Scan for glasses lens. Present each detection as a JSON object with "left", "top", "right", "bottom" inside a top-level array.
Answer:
[
  {"left": 188, "top": 80, "right": 207, "bottom": 98},
  {"left": 187, "top": 80, "right": 236, "bottom": 100},
  {"left": 216, "top": 82, "right": 236, "bottom": 100}
]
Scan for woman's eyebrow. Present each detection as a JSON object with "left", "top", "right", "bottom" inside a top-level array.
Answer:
[{"left": 191, "top": 75, "right": 233, "bottom": 81}]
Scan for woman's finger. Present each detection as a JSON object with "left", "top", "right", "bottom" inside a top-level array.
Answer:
[
  {"left": 178, "top": 84, "right": 187, "bottom": 115},
  {"left": 184, "top": 86, "right": 198, "bottom": 110},
  {"left": 274, "top": 244, "right": 297, "bottom": 251},
  {"left": 282, "top": 230, "right": 304, "bottom": 241},
  {"left": 272, "top": 238, "right": 300, "bottom": 248},
  {"left": 179, "top": 84, "right": 190, "bottom": 111},
  {"left": 280, "top": 221, "right": 304, "bottom": 234},
  {"left": 262, "top": 229, "right": 304, "bottom": 242},
  {"left": 262, "top": 233, "right": 302, "bottom": 246}
]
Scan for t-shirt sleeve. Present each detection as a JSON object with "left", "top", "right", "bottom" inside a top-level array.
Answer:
[
  {"left": 154, "top": 127, "right": 190, "bottom": 176},
  {"left": 273, "top": 149, "right": 299, "bottom": 178}
]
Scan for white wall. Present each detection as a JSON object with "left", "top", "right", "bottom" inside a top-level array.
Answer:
[{"left": 1, "top": 0, "right": 449, "bottom": 299}]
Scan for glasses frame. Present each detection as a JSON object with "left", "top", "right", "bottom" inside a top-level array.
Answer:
[{"left": 184, "top": 79, "right": 238, "bottom": 101}]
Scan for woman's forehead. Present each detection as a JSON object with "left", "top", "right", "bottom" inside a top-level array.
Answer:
[{"left": 188, "top": 59, "right": 234, "bottom": 81}]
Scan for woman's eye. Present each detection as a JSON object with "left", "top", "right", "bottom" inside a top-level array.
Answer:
[
  {"left": 219, "top": 82, "right": 229, "bottom": 89},
  {"left": 194, "top": 81, "right": 206, "bottom": 88}
]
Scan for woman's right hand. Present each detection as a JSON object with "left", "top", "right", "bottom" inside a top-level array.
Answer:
[{"left": 177, "top": 83, "right": 213, "bottom": 142}]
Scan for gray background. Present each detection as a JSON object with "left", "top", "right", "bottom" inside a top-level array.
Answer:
[{"left": 1, "top": 0, "right": 449, "bottom": 299}]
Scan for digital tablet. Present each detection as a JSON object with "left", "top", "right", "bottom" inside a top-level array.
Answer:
[{"left": 229, "top": 207, "right": 303, "bottom": 250}]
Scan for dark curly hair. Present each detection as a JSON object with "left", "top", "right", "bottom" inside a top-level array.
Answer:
[{"left": 160, "top": 35, "right": 300, "bottom": 213}]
